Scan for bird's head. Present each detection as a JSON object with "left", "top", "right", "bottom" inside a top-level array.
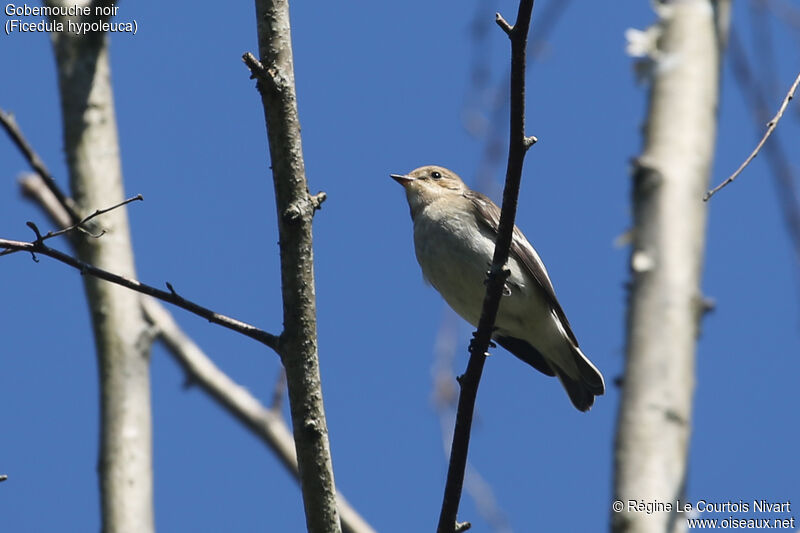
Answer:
[{"left": 390, "top": 165, "right": 467, "bottom": 217}]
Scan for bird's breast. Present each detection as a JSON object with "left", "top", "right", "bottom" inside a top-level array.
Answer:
[{"left": 412, "top": 205, "right": 530, "bottom": 327}]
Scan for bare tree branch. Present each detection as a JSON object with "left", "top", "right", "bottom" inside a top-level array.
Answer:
[
  {"left": 437, "top": 2, "right": 535, "bottom": 532},
  {"left": 143, "top": 297, "right": 296, "bottom": 462},
  {"left": 0, "top": 194, "right": 142, "bottom": 258},
  {"left": 140, "top": 298, "right": 376, "bottom": 533},
  {"left": 462, "top": 0, "right": 571, "bottom": 198},
  {"left": 18, "top": 173, "right": 376, "bottom": 533},
  {"left": 0, "top": 229, "right": 280, "bottom": 350},
  {"left": 247, "top": 1, "right": 339, "bottom": 531},
  {"left": 4, "top": 131, "right": 280, "bottom": 350},
  {"left": 725, "top": 26, "right": 800, "bottom": 281},
  {"left": 432, "top": 314, "right": 513, "bottom": 533},
  {"left": 0, "top": 108, "right": 81, "bottom": 222},
  {"left": 8, "top": 2, "right": 343, "bottom": 531},
  {"left": 705, "top": 70, "right": 800, "bottom": 200}
]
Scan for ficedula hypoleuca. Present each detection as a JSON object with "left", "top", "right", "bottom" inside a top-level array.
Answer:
[{"left": 391, "top": 165, "right": 604, "bottom": 411}]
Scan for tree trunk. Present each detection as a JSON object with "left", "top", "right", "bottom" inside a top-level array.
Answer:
[
  {"left": 47, "top": 3, "right": 154, "bottom": 532},
  {"left": 613, "top": 2, "right": 730, "bottom": 533}
]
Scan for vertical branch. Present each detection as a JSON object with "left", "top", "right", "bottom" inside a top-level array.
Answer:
[
  {"left": 44, "top": 1, "right": 155, "bottom": 532},
  {"left": 613, "top": 2, "right": 730, "bottom": 533},
  {"left": 247, "top": 1, "right": 339, "bottom": 532},
  {"left": 18, "top": 173, "right": 377, "bottom": 533},
  {"left": 437, "top": 2, "right": 535, "bottom": 532}
]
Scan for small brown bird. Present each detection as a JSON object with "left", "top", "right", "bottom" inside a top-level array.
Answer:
[{"left": 391, "top": 165, "right": 604, "bottom": 411}]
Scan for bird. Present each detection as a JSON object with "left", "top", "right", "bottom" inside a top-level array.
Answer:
[{"left": 391, "top": 165, "right": 604, "bottom": 411}]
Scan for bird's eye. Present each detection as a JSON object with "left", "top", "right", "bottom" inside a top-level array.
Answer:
[{"left": 431, "top": 171, "right": 442, "bottom": 180}]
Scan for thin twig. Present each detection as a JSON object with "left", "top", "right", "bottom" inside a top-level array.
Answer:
[
  {"left": 0, "top": 230, "right": 279, "bottom": 350},
  {"left": 0, "top": 194, "right": 143, "bottom": 258},
  {"left": 495, "top": 13, "right": 513, "bottom": 35},
  {"left": 726, "top": 28, "right": 800, "bottom": 296},
  {"left": 705, "top": 71, "right": 800, "bottom": 200},
  {"left": 7, "top": 166, "right": 280, "bottom": 350},
  {"left": 0, "top": 108, "right": 82, "bottom": 222},
  {"left": 437, "top": 2, "right": 535, "bottom": 532},
  {"left": 59, "top": 194, "right": 143, "bottom": 236}
]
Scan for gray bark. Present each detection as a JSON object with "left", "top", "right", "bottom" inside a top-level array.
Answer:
[
  {"left": 613, "top": 2, "right": 730, "bottom": 533},
  {"left": 46, "top": 2, "right": 154, "bottom": 532},
  {"left": 140, "top": 297, "right": 375, "bottom": 533},
  {"left": 250, "top": 1, "right": 341, "bottom": 532},
  {"left": 20, "top": 169, "right": 377, "bottom": 533}
]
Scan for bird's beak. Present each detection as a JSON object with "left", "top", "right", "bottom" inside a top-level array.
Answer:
[{"left": 390, "top": 173, "right": 414, "bottom": 187}]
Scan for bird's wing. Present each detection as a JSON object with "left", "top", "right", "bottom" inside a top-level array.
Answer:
[{"left": 466, "top": 190, "right": 580, "bottom": 347}]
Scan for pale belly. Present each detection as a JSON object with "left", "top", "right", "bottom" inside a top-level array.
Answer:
[{"left": 412, "top": 212, "right": 558, "bottom": 349}]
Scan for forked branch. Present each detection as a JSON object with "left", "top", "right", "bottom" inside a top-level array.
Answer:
[{"left": 0, "top": 219, "right": 279, "bottom": 350}]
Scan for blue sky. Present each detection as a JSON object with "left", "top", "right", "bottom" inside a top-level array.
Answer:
[{"left": 1, "top": 1, "right": 798, "bottom": 531}]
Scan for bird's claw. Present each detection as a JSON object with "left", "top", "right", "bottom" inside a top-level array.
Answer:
[{"left": 468, "top": 333, "right": 496, "bottom": 355}]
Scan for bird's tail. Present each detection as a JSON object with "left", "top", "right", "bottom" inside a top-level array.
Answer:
[
  {"left": 552, "top": 346, "right": 605, "bottom": 412},
  {"left": 496, "top": 335, "right": 605, "bottom": 411}
]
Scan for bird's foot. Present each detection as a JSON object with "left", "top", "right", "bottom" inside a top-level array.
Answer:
[{"left": 468, "top": 332, "right": 496, "bottom": 355}]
